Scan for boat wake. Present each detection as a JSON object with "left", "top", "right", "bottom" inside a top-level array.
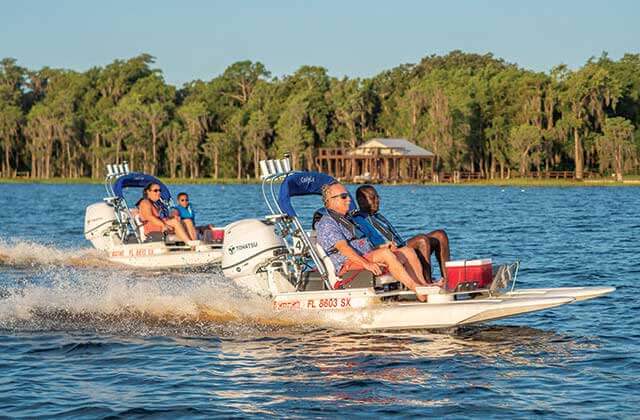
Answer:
[
  {"left": 0, "top": 239, "right": 114, "bottom": 269},
  {"left": 0, "top": 265, "right": 321, "bottom": 336}
]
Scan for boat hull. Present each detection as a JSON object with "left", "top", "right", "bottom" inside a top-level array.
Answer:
[
  {"left": 106, "top": 242, "right": 223, "bottom": 269},
  {"left": 503, "top": 286, "right": 615, "bottom": 302},
  {"left": 270, "top": 286, "right": 615, "bottom": 330}
]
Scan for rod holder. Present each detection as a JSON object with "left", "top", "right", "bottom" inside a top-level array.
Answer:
[
  {"left": 259, "top": 161, "right": 269, "bottom": 178},
  {"left": 259, "top": 157, "right": 293, "bottom": 178}
]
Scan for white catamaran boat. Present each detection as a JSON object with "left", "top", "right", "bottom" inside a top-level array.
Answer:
[
  {"left": 218, "top": 158, "right": 615, "bottom": 330},
  {"left": 84, "top": 163, "right": 225, "bottom": 269}
]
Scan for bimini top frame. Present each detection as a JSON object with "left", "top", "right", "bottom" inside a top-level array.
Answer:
[{"left": 260, "top": 158, "right": 336, "bottom": 289}]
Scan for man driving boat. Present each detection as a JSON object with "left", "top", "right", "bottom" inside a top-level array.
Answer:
[
  {"left": 354, "top": 185, "right": 451, "bottom": 284},
  {"left": 315, "top": 181, "right": 430, "bottom": 301}
]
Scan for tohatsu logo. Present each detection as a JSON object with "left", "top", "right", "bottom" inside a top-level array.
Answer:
[{"left": 227, "top": 241, "right": 258, "bottom": 255}]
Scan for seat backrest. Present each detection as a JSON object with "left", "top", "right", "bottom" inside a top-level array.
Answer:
[
  {"left": 132, "top": 213, "right": 147, "bottom": 242},
  {"left": 308, "top": 231, "right": 339, "bottom": 288}
]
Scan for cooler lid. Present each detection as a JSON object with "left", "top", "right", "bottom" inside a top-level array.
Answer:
[
  {"left": 445, "top": 258, "right": 492, "bottom": 267},
  {"left": 466, "top": 258, "right": 492, "bottom": 266},
  {"left": 445, "top": 260, "right": 466, "bottom": 267}
]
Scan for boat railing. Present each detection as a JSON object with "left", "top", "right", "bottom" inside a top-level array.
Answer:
[
  {"left": 102, "top": 162, "right": 142, "bottom": 243},
  {"left": 259, "top": 157, "right": 332, "bottom": 290}
]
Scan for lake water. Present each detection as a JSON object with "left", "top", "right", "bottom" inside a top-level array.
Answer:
[{"left": 0, "top": 183, "right": 638, "bottom": 418}]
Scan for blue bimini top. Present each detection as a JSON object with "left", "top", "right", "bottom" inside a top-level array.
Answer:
[
  {"left": 113, "top": 172, "right": 171, "bottom": 202},
  {"left": 277, "top": 171, "right": 356, "bottom": 217}
]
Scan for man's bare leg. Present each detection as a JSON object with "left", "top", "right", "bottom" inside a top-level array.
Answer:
[
  {"left": 165, "top": 218, "right": 192, "bottom": 244},
  {"left": 406, "top": 235, "right": 433, "bottom": 281},
  {"left": 426, "top": 229, "right": 450, "bottom": 279},
  {"left": 397, "top": 247, "right": 427, "bottom": 284},
  {"left": 182, "top": 219, "right": 198, "bottom": 241},
  {"left": 367, "top": 248, "right": 427, "bottom": 301}
]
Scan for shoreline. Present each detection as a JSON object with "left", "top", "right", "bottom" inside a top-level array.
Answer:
[{"left": 1, "top": 177, "right": 639, "bottom": 187}]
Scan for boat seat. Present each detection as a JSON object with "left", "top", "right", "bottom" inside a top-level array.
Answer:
[{"left": 132, "top": 212, "right": 182, "bottom": 244}]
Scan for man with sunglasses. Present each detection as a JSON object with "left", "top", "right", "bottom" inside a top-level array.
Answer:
[
  {"left": 172, "top": 192, "right": 198, "bottom": 241},
  {"left": 315, "top": 182, "right": 429, "bottom": 301},
  {"left": 171, "top": 191, "right": 219, "bottom": 242}
]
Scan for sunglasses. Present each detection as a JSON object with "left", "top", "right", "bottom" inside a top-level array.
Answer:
[
  {"left": 150, "top": 188, "right": 161, "bottom": 192},
  {"left": 330, "top": 192, "right": 350, "bottom": 200},
  {"left": 179, "top": 198, "right": 189, "bottom": 202}
]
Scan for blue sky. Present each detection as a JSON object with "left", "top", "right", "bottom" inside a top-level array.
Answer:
[{"left": 1, "top": 0, "right": 637, "bottom": 86}]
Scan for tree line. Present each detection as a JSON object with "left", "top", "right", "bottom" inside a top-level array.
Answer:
[{"left": 0, "top": 51, "right": 639, "bottom": 181}]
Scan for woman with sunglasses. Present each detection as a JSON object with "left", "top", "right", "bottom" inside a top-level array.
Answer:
[{"left": 138, "top": 183, "right": 192, "bottom": 244}]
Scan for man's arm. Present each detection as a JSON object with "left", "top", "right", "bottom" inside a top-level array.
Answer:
[{"left": 334, "top": 240, "right": 383, "bottom": 276}]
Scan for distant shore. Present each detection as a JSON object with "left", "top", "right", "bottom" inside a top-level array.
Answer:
[{"left": 1, "top": 177, "right": 639, "bottom": 187}]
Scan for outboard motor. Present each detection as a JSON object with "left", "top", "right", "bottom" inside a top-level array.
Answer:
[
  {"left": 84, "top": 202, "right": 117, "bottom": 251},
  {"left": 222, "top": 219, "right": 287, "bottom": 284}
]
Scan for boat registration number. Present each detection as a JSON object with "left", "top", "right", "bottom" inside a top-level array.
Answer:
[
  {"left": 273, "top": 297, "right": 352, "bottom": 310},
  {"left": 111, "top": 249, "right": 155, "bottom": 258},
  {"left": 308, "top": 297, "right": 351, "bottom": 309}
]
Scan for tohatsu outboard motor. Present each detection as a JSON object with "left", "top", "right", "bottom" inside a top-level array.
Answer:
[
  {"left": 222, "top": 219, "right": 287, "bottom": 280},
  {"left": 84, "top": 202, "right": 118, "bottom": 251}
]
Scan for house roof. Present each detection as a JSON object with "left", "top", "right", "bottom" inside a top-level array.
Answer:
[{"left": 356, "top": 138, "right": 434, "bottom": 157}]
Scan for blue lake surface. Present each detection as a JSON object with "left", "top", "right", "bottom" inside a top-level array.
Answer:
[{"left": 0, "top": 183, "right": 638, "bottom": 418}]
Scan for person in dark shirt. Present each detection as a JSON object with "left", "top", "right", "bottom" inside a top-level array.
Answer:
[{"left": 355, "top": 185, "right": 450, "bottom": 283}]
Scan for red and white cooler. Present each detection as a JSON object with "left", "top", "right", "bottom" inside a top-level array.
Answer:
[{"left": 444, "top": 259, "right": 492, "bottom": 291}]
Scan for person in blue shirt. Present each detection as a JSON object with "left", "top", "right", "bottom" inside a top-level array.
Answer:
[
  {"left": 354, "top": 185, "right": 450, "bottom": 284},
  {"left": 172, "top": 192, "right": 198, "bottom": 241}
]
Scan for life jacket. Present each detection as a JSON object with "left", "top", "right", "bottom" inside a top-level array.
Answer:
[
  {"left": 324, "top": 208, "right": 369, "bottom": 255},
  {"left": 140, "top": 198, "right": 167, "bottom": 234},
  {"left": 173, "top": 204, "right": 194, "bottom": 220},
  {"left": 368, "top": 212, "right": 406, "bottom": 246}
]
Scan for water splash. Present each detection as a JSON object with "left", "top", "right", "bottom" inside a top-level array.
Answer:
[
  {"left": 0, "top": 262, "right": 321, "bottom": 336},
  {"left": 0, "top": 238, "right": 111, "bottom": 269}
]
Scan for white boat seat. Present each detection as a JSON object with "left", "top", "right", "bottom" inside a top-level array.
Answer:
[
  {"left": 132, "top": 212, "right": 180, "bottom": 244},
  {"left": 132, "top": 213, "right": 147, "bottom": 242},
  {"left": 309, "top": 231, "right": 397, "bottom": 289}
]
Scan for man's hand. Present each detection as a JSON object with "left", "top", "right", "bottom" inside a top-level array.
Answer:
[
  {"left": 379, "top": 242, "right": 398, "bottom": 252},
  {"left": 363, "top": 261, "right": 384, "bottom": 276}
]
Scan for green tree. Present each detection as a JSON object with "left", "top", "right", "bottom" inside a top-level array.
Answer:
[
  {"left": 220, "top": 61, "right": 270, "bottom": 106},
  {"left": 560, "top": 63, "right": 622, "bottom": 179},
  {"left": 128, "top": 74, "right": 175, "bottom": 174},
  {"left": 177, "top": 100, "right": 209, "bottom": 178},
  {"left": 273, "top": 94, "right": 313, "bottom": 169},
  {"left": 508, "top": 124, "right": 542, "bottom": 175},
  {"left": 596, "top": 117, "right": 636, "bottom": 181},
  {"left": 0, "top": 58, "right": 26, "bottom": 177},
  {"left": 245, "top": 110, "right": 272, "bottom": 178}
]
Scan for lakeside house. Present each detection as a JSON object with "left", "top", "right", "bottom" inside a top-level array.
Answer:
[{"left": 316, "top": 138, "right": 435, "bottom": 182}]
